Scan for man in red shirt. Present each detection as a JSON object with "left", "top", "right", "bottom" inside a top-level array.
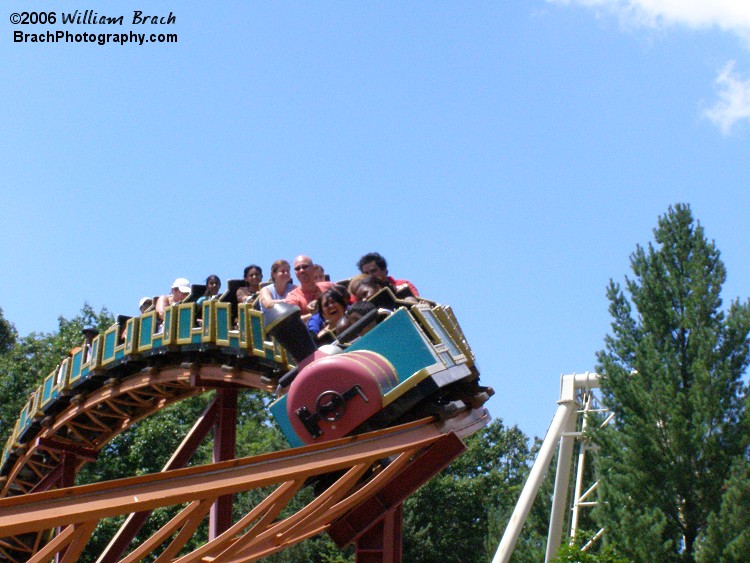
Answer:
[
  {"left": 285, "top": 255, "right": 333, "bottom": 322},
  {"left": 356, "top": 252, "right": 419, "bottom": 298}
]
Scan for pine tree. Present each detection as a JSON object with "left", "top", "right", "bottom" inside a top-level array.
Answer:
[
  {"left": 695, "top": 457, "right": 750, "bottom": 562},
  {"left": 594, "top": 204, "right": 750, "bottom": 562}
]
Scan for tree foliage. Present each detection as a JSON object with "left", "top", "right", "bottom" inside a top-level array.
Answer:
[
  {"left": 0, "top": 308, "right": 16, "bottom": 356},
  {"left": 551, "top": 540, "right": 630, "bottom": 563},
  {"left": 695, "top": 457, "right": 750, "bottom": 562},
  {"left": 403, "top": 419, "right": 541, "bottom": 562},
  {"left": 594, "top": 204, "right": 750, "bottom": 562},
  {"left": 0, "top": 303, "right": 113, "bottom": 444}
]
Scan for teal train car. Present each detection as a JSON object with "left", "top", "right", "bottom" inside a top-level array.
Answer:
[
  {"left": 0, "top": 286, "right": 490, "bottom": 479},
  {"left": 267, "top": 295, "right": 490, "bottom": 448}
]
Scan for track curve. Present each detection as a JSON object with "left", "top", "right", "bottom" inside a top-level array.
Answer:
[{"left": 0, "top": 292, "right": 491, "bottom": 561}]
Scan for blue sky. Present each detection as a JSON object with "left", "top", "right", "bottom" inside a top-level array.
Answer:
[{"left": 2, "top": 1, "right": 750, "bottom": 441}]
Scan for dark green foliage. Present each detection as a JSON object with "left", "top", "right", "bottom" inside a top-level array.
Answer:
[
  {"left": 0, "top": 308, "right": 16, "bottom": 355},
  {"left": 695, "top": 458, "right": 750, "bottom": 562},
  {"left": 0, "top": 303, "right": 113, "bottom": 443},
  {"left": 402, "top": 419, "right": 538, "bottom": 563},
  {"left": 551, "top": 539, "right": 630, "bottom": 562},
  {"left": 594, "top": 204, "right": 750, "bottom": 562}
]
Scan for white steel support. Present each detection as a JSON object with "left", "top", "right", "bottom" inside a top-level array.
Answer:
[
  {"left": 493, "top": 372, "right": 600, "bottom": 563},
  {"left": 544, "top": 401, "right": 579, "bottom": 560},
  {"left": 569, "top": 392, "right": 594, "bottom": 539}
]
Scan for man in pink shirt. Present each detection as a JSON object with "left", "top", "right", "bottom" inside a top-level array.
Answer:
[{"left": 285, "top": 255, "right": 333, "bottom": 322}]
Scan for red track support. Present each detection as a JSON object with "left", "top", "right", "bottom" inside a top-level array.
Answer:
[
  {"left": 355, "top": 504, "right": 403, "bottom": 563},
  {"left": 209, "top": 387, "right": 238, "bottom": 540}
]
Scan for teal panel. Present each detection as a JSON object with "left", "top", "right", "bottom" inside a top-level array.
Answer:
[
  {"left": 218, "top": 308, "right": 229, "bottom": 340},
  {"left": 18, "top": 407, "right": 29, "bottom": 435},
  {"left": 164, "top": 310, "right": 172, "bottom": 342},
  {"left": 348, "top": 309, "right": 437, "bottom": 383},
  {"left": 179, "top": 308, "right": 192, "bottom": 339},
  {"left": 140, "top": 317, "right": 153, "bottom": 346},
  {"left": 251, "top": 316, "right": 263, "bottom": 350},
  {"left": 192, "top": 334, "right": 202, "bottom": 344},
  {"left": 229, "top": 336, "right": 240, "bottom": 349},
  {"left": 269, "top": 395, "right": 304, "bottom": 448},
  {"left": 43, "top": 376, "right": 54, "bottom": 402},
  {"left": 70, "top": 353, "right": 82, "bottom": 380},
  {"left": 103, "top": 332, "right": 116, "bottom": 360},
  {"left": 237, "top": 308, "right": 245, "bottom": 339},
  {"left": 152, "top": 337, "right": 163, "bottom": 348},
  {"left": 115, "top": 349, "right": 125, "bottom": 360}
]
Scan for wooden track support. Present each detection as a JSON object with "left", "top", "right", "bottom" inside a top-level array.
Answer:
[{"left": 0, "top": 411, "right": 490, "bottom": 563}]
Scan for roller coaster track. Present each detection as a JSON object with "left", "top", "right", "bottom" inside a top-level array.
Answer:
[
  {"left": 0, "top": 358, "right": 489, "bottom": 561},
  {"left": 0, "top": 293, "right": 491, "bottom": 560},
  {"left": 2, "top": 363, "right": 273, "bottom": 499}
]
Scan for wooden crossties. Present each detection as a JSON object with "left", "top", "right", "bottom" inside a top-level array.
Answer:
[{"left": 0, "top": 411, "right": 489, "bottom": 562}]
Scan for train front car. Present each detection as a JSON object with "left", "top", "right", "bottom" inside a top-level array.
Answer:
[{"left": 267, "top": 292, "right": 492, "bottom": 448}]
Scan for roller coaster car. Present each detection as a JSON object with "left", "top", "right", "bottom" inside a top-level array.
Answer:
[
  {"left": 0, "top": 285, "right": 489, "bottom": 487},
  {"left": 266, "top": 297, "right": 492, "bottom": 448}
]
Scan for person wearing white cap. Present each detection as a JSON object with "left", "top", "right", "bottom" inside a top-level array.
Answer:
[{"left": 155, "top": 277, "right": 191, "bottom": 322}]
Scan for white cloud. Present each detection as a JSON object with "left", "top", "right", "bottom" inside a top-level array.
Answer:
[
  {"left": 551, "top": 0, "right": 750, "bottom": 36},
  {"left": 552, "top": 1, "right": 750, "bottom": 134},
  {"left": 703, "top": 61, "right": 750, "bottom": 135}
]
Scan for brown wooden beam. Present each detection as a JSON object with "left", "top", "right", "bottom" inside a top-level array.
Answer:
[
  {"left": 210, "top": 387, "right": 237, "bottom": 540},
  {"left": 355, "top": 504, "right": 403, "bottom": 563},
  {"left": 98, "top": 395, "right": 220, "bottom": 563},
  {"left": 0, "top": 419, "right": 443, "bottom": 536},
  {"left": 328, "top": 432, "right": 466, "bottom": 548}
]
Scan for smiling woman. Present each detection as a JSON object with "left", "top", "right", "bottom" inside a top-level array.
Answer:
[{"left": 307, "top": 284, "right": 350, "bottom": 343}]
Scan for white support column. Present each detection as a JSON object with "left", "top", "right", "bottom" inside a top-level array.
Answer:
[
  {"left": 492, "top": 400, "right": 578, "bottom": 563},
  {"left": 544, "top": 401, "right": 579, "bottom": 561},
  {"left": 493, "top": 373, "right": 600, "bottom": 563},
  {"left": 569, "top": 391, "right": 593, "bottom": 540}
]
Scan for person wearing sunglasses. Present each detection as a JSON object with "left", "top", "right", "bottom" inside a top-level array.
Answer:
[{"left": 284, "top": 255, "right": 333, "bottom": 323}]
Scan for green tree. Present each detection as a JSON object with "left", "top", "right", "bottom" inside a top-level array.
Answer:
[
  {"left": 402, "top": 419, "right": 535, "bottom": 563},
  {"left": 594, "top": 204, "right": 750, "bottom": 562},
  {"left": 695, "top": 457, "right": 750, "bottom": 562},
  {"left": 0, "top": 303, "right": 112, "bottom": 443},
  {"left": 551, "top": 540, "right": 630, "bottom": 563},
  {"left": 0, "top": 307, "right": 16, "bottom": 355}
]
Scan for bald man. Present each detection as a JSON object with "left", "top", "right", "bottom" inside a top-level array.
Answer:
[{"left": 284, "top": 255, "right": 333, "bottom": 322}]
